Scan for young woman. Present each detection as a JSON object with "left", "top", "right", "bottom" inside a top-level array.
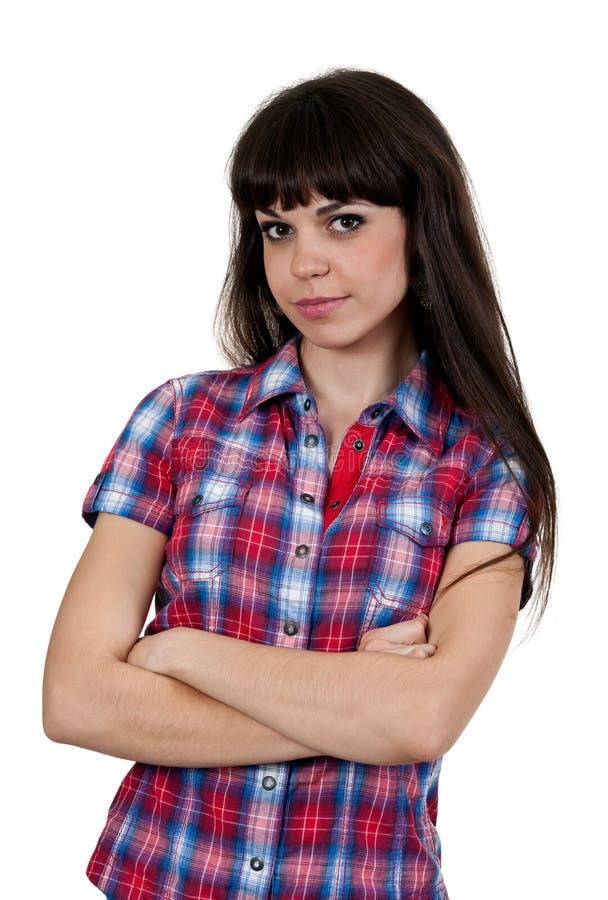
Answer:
[{"left": 43, "top": 68, "right": 556, "bottom": 900}]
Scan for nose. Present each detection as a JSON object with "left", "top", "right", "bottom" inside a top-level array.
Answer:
[{"left": 289, "top": 234, "right": 330, "bottom": 279}]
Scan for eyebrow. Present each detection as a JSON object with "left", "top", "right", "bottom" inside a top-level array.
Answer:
[{"left": 255, "top": 200, "right": 371, "bottom": 218}]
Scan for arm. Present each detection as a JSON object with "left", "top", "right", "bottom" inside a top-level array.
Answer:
[
  {"left": 43, "top": 512, "right": 321, "bottom": 767},
  {"left": 126, "top": 619, "right": 437, "bottom": 766},
  {"left": 127, "top": 541, "right": 524, "bottom": 766},
  {"left": 417, "top": 539, "right": 525, "bottom": 757}
]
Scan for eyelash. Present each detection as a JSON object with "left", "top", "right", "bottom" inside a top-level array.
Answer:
[{"left": 259, "top": 214, "right": 365, "bottom": 243}]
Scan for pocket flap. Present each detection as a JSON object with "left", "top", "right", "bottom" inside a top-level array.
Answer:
[
  {"left": 377, "top": 494, "right": 451, "bottom": 546},
  {"left": 175, "top": 475, "right": 251, "bottom": 517}
]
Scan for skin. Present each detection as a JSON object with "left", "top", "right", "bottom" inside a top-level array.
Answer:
[
  {"left": 254, "top": 191, "right": 423, "bottom": 474},
  {"left": 44, "top": 190, "right": 524, "bottom": 767},
  {"left": 254, "top": 192, "right": 421, "bottom": 411}
]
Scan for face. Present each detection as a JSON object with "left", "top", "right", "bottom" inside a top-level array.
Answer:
[{"left": 254, "top": 191, "right": 412, "bottom": 355}]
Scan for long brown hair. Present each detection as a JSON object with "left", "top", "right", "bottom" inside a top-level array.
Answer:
[{"left": 213, "top": 67, "right": 556, "bottom": 640}]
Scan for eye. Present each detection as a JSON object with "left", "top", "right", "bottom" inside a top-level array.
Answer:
[
  {"left": 330, "top": 214, "right": 363, "bottom": 234},
  {"left": 258, "top": 214, "right": 365, "bottom": 243},
  {"left": 259, "top": 222, "right": 291, "bottom": 242}
]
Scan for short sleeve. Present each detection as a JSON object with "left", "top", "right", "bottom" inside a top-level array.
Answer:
[
  {"left": 448, "top": 445, "right": 538, "bottom": 609},
  {"left": 81, "top": 379, "right": 176, "bottom": 537}
]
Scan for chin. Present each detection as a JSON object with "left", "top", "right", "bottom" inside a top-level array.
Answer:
[
  {"left": 298, "top": 327, "right": 362, "bottom": 351},
  {"left": 299, "top": 319, "right": 392, "bottom": 350}
]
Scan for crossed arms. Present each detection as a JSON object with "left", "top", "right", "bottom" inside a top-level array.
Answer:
[{"left": 43, "top": 511, "right": 524, "bottom": 767}]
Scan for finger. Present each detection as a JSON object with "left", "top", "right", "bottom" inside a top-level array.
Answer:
[
  {"left": 383, "top": 643, "right": 437, "bottom": 658},
  {"left": 361, "top": 632, "right": 419, "bottom": 652},
  {"left": 362, "top": 637, "right": 437, "bottom": 655},
  {"left": 363, "top": 614, "right": 429, "bottom": 646},
  {"left": 361, "top": 637, "right": 397, "bottom": 652}
]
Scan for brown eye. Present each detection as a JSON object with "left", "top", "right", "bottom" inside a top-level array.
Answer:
[
  {"left": 330, "top": 214, "right": 364, "bottom": 235},
  {"left": 260, "top": 222, "right": 291, "bottom": 242}
]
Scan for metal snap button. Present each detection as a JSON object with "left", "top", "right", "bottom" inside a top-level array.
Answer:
[
  {"left": 420, "top": 521, "right": 433, "bottom": 536},
  {"left": 284, "top": 620, "right": 298, "bottom": 636},
  {"left": 304, "top": 398, "right": 311, "bottom": 411},
  {"left": 300, "top": 493, "right": 314, "bottom": 503},
  {"left": 191, "top": 494, "right": 204, "bottom": 506},
  {"left": 371, "top": 407, "right": 382, "bottom": 419},
  {"left": 304, "top": 434, "right": 319, "bottom": 448},
  {"left": 262, "top": 775, "right": 277, "bottom": 790},
  {"left": 353, "top": 438, "right": 365, "bottom": 451},
  {"left": 330, "top": 500, "right": 341, "bottom": 509},
  {"left": 295, "top": 544, "right": 310, "bottom": 558},
  {"left": 93, "top": 472, "right": 103, "bottom": 485},
  {"left": 250, "top": 857, "right": 264, "bottom": 871}
]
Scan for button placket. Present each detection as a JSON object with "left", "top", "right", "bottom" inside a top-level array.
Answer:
[{"left": 281, "top": 413, "right": 325, "bottom": 652}]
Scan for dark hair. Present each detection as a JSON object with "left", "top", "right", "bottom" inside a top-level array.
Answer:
[{"left": 214, "top": 67, "right": 556, "bottom": 640}]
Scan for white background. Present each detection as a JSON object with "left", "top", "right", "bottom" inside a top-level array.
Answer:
[{"left": 2, "top": 1, "right": 606, "bottom": 898}]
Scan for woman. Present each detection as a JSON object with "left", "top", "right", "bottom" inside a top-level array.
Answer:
[{"left": 43, "top": 68, "right": 556, "bottom": 899}]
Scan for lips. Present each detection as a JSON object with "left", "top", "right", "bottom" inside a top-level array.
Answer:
[
  {"left": 295, "top": 296, "right": 348, "bottom": 307},
  {"left": 294, "top": 296, "right": 350, "bottom": 319}
]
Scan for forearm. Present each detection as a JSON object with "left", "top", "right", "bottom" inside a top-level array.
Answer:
[
  {"left": 46, "top": 658, "right": 322, "bottom": 767},
  {"left": 141, "top": 629, "right": 434, "bottom": 765}
]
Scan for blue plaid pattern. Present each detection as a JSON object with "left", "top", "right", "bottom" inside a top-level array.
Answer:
[{"left": 81, "top": 332, "right": 535, "bottom": 899}]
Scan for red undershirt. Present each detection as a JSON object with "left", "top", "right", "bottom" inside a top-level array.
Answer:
[{"left": 322, "top": 422, "right": 377, "bottom": 532}]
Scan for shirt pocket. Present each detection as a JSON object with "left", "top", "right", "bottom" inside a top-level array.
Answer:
[
  {"left": 362, "top": 494, "right": 452, "bottom": 633},
  {"left": 170, "top": 474, "right": 252, "bottom": 581}
]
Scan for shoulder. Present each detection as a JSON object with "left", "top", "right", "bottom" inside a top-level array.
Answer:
[
  {"left": 420, "top": 380, "right": 529, "bottom": 520},
  {"left": 165, "top": 360, "right": 260, "bottom": 431},
  {"left": 442, "top": 400, "right": 522, "bottom": 480},
  {"left": 170, "top": 360, "right": 258, "bottom": 394}
]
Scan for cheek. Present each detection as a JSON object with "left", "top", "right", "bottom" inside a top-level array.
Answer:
[
  {"left": 378, "top": 228, "right": 407, "bottom": 270},
  {"left": 355, "top": 236, "right": 407, "bottom": 292},
  {"left": 262, "top": 250, "right": 285, "bottom": 291}
]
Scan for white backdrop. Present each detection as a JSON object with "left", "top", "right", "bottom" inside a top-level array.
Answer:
[{"left": 2, "top": 1, "right": 606, "bottom": 898}]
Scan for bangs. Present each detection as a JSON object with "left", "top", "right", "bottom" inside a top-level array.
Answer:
[{"left": 229, "top": 89, "right": 406, "bottom": 214}]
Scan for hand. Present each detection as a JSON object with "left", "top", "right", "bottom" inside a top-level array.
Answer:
[
  {"left": 126, "top": 629, "right": 184, "bottom": 674},
  {"left": 358, "top": 613, "right": 437, "bottom": 659}
]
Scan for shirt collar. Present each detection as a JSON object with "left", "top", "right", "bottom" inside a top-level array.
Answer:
[{"left": 237, "top": 331, "right": 454, "bottom": 455}]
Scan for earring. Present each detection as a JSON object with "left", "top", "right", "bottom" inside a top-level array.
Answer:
[{"left": 410, "top": 274, "right": 432, "bottom": 310}]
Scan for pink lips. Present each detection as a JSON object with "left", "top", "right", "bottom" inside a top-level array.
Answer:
[{"left": 294, "top": 296, "right": 349, "bottom": 319}]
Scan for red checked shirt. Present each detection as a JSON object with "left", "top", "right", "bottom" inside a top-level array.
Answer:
[{"left": 81, "top": 331, "right": 535, "bottom": 900}]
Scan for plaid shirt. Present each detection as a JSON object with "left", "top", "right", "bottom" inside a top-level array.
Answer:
[{"left": 81, "top": 332, "right": 535, "bottom": 900}]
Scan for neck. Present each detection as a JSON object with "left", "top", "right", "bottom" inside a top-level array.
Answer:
[{"left": 297, "top": 324, "right": 420, "bottom": 414}]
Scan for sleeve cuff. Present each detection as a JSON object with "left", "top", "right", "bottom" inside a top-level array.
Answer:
[{"left": 81, "top": 471, "right": 174, "bottom": 537}]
